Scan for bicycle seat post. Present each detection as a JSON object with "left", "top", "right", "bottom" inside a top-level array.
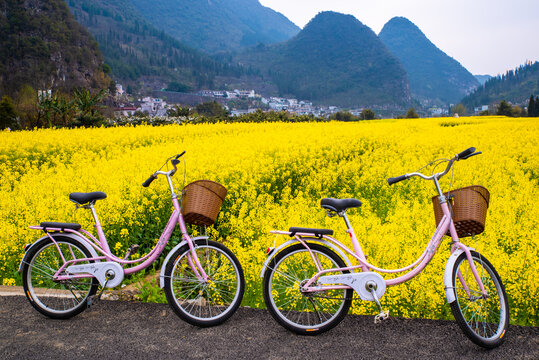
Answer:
[{"left": 87, "top": 202, "right": 113, "bottom": 258}]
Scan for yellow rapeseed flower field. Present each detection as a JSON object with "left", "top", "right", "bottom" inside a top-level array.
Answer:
[{"left": 1, "top": 116, "right": 537, "bottom": 325}]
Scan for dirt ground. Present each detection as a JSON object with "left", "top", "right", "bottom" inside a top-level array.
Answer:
[{"left": 0, "top": 295, "right": 537, "bottom": 360}]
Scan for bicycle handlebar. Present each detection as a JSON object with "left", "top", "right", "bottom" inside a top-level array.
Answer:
[
  {"left": 387, "top": 147, "right": 481, "bottom": 186},
  {"left": 142, "top": 174, "right": 157, "bottom": 187},
  {"left": 142, "top": 151, "right": 186, "bottom": 187},
  {"left": 387, "top": 174, "right": 407, "bottom": 186},
  {"left": 456, "top": 147, "right": 475, "bottom": 160}
]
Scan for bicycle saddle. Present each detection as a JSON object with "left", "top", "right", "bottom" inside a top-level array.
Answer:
[
  {"left": 320, "top": 198, "right": 362, "bottom": 212},
  {"left": 69, "top": 192, "right": 107, "bottom": 205}
]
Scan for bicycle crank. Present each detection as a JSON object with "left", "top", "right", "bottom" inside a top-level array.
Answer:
[{"left": 366, "top": 280, "right": 390, "bottom": 324}]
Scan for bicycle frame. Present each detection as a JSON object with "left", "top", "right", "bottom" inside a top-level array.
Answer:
[
  {"left": 265, "top": 187, "right": 487, "bottom": 297},
  {"left": 28, "top": 182, "right": 209, "bottom": 284}
]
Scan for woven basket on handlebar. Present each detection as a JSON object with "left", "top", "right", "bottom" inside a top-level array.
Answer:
[
  {"left": 181, "top": 180, "right": 227, "bottom": 226},
  {"left": 432, "top": 185, "right": 490, "bottom": 238}
]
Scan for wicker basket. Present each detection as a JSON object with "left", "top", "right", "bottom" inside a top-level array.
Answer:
[
  {"left": 432, "top": 185, "right": 490, "bottom": 238},
  {"left": 181, "top": 180, "right": 227, "bottom": 226}
]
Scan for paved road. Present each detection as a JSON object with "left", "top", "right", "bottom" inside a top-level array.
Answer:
[{"left": 0, "top": 295, "right": 537, "bottom": 360}]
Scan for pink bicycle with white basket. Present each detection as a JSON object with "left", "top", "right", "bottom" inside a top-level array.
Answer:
[
  {"left": 19, "top": 152, "right": 244, "bottom": 327},
  {"left": 261, "top": 148, "right": 508, "bottom": 348}
]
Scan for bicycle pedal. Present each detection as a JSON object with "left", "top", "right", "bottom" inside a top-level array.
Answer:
[{"left": 374, "top": 310, "right": 390, "bottom": 324}]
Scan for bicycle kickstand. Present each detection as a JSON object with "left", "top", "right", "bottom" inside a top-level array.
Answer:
[
  {"left": 366, "top": 281, "right": 390, "bottom": 324},
  {"left": 88, "top": 271, "right": 113, "bottom": 307}
]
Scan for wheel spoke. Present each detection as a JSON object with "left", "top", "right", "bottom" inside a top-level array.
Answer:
[
  {"left": 265, "top": 246, "right": 351, "bottom": 332},
  {"left": 451, "top": 252, "right": 507, "bottom": 347},
  {"left": 166, "top": 243, "right": 243, "bottom": 323}
]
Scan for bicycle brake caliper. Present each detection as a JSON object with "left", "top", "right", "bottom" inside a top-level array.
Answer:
[{"left": 366, "top": 280, "right": 390, "bottom": 324}]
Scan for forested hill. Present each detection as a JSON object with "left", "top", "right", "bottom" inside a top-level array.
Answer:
[
  {"left": 379, "top": 17, "right": 479, "bottom": 105},
  {"left": 236, "top": 11, "right": 411, "bottom": 107},
  {"left": 67, "top": 0, "right": 246, "bottom": 91},
  {"left": 129, "top": 0, "right": 300, "bottom": 53},
  {"left": 461, "top": 61, "right": 539, "bottom": 108},
  {"left": 0, "top": 0, "right": 108, "bottom": 96}
]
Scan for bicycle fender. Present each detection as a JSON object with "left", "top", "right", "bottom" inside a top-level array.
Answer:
[
  {"left": 259, "top": 239, "right": 353, "bottom": 278},
  {"left": 159, "top": 236, "right": 209, "bottom": 288},
  {"left": 444, "top": 249, "right": 466, "bottom": 303},
  {"left": 18, "top": 233, "right": 99, "bottom": 272}
]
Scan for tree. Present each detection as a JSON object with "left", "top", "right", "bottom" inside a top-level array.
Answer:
[
  {"left": 195, "top": 101, "right": 228, "bottom": 118},
  {"left": 405, "top": 108, "right": 419, "bottom": 118},
  {"left": 451, "top": 103, "right": 467, "bottom": 116},
  {"left": 51, "top": 95, "right": 75, "bottom": 127},
  {"left": 330, "top": 111, "right": 358, "bottom": 121},
  {"left": 167, "top": 105, "right": 190, "bottom": 117},
  {"left": 166, "top": 82, "right": 191, "bottom": 93},
  {"left": 496, "top": 100, "right": 513, "bottom": 117},
  {"left": 529, "top": 95, "right": 537, "bottom": 117},
  {"left": 0, "top": 96, "right": 19, "bottom": 130},
  {"left": 359, "top": 109, "right": 375, "bottom": 120},
  {"left": 479, "top": 110, "right": 490, "bottom": 116},
  {"left": 15, "top": 85, "right": 38, "bottom": 128},
  {"left": 73, "top": 88, "right": 106, "bottom": 126}
]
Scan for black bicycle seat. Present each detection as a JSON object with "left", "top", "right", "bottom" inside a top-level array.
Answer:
[
  {"left": 320, "top": 198, "right": 362, "bottom": 212},
  {"left": 69, "top": 192, "right": 107, "bottom": 205}
]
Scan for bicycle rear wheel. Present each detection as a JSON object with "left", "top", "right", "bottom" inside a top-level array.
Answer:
[
  {"left": 449, "top": 251, "right": 509, "bottom": 348},
  {"left": 263, "top": 243, "right": 353, "bottom": 335},
  {"left": 164, "top": 239, "right": 244, "bottom": 327},
  {"left": 21, "top": 236, "right": 98, "bottom": 319}
]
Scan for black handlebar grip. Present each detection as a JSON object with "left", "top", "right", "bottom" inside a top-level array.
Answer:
[
  {"left": 457, "top": 147, "right": 476, "bottom": 160},
  {"left": 388, "top": 175, "right": 407, "bottom": 186},
  {"left": 142, "top": 174, "right": 157, "bottom": 187},
  {"left": 175, "top": 151, "right": 186, "bottom": 159},
  {"left": 461, "top": 151, "right": 482, "bottom": 160}
]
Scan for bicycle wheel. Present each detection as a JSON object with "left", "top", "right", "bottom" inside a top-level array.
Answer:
[
  {"left": 449, "top": 251, "right": 509, "bottom": 348},
  {"left": 21, "top": 236, "right": 98, "bottom": 319},
  {"left": 164, "top": 239, "right": 244, "bottom": 327},
  {"left": 263, "top": 243, "right": 353, "bottom": 335}
]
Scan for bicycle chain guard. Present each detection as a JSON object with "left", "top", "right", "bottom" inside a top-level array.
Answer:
[
  {"left": 317, "top": 271, "right": 386, "bottom": 301},
  {"left": 66, "top": 261, "right": 124, "bottom": 288}
]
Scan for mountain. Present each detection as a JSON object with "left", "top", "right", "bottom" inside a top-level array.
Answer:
[
  {"left": 129, "top": 0, "right": 300, "bottom": 53},
  {"left": 475, "top": 75, "right": 492, "bottom": 86},
  {"left": 379, "top": 17, "right": 479, "bottom": 105},
  {"left": 66, "top": 0, "right": 246, "bottom": 91},
  {"left": 462, "top": 61, "right": 539, "bottom": 108},
  {"left": 0, "top": 0, "right": 108, "bottom": 96},
  {"left": 236, "top": 12, "right": 411, "bottom": 107}
]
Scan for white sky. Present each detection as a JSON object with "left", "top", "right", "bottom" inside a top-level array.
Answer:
[{"left": 259, "top": 0, "right": 539, "bottom": 76}]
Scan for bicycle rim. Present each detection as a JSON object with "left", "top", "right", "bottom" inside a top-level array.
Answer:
[
  {"left": 168, "top": 244, "right": 242, "bottom": 322},
  {"left": 452, "top": 252, "right": 508, "bottom": 344},
  {"left": 25, "top": 240, "right": 95, "bottom": 316},
  {"left": 266, "top": 247, "right": 350, "bottom": 331}
]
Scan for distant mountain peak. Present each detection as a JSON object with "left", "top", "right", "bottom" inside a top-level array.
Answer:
[
  {"left": 236, "top": 12, "right": 411, "bottom": 107},
  {"left": 379, "top": 16, "right": 479, "bottom": 104}
]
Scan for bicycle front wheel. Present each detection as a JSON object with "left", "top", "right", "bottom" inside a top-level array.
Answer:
[
  {"left": 262, "top": 243, "right": 353, "bottom": 335},
  {"left": 164, "top": 239, "right": 244, "bottom": 327},
  {"left": 449, "top": 251, "right": 509, "bottom": 348},
  {"left": 21, "top": 236, "right": 98, "bottom": 319}
]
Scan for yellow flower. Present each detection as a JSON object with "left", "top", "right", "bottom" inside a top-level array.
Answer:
[{"left": 0, "top": 117, "right": 537, "bottom": 326}]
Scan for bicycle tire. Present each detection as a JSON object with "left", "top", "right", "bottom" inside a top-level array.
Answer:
[
  {"left": 262, "top": 243, "right": 353, "bottom": 335},
  {"left": 21, "top": 236, "right": 98, "bottom": 319},
  {"left": 163, "top": 239, "right": 244, "bottom": 327},
  {"left": 449, "top": 250, "right": 509, "bottom": 348}
]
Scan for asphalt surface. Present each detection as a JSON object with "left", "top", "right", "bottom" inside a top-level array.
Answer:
[{"left": 0, "top": 295, "right": 537, "bottom": 360}]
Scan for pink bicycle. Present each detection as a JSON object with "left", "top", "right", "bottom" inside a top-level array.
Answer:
[
  {"left": 261, "top": 148, "right": 509, "bottom": 348},
  {"left": 19, "top": 152, "right": 245, "bottom": 327}
]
